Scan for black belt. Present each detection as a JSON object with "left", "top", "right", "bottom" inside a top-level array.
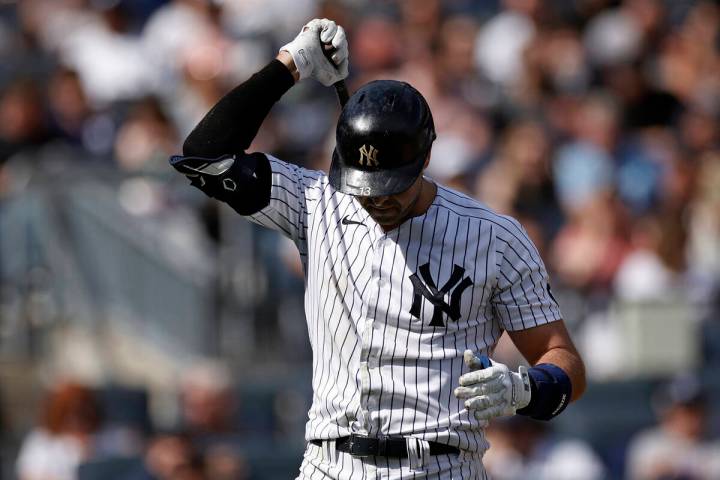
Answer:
[{"left": 310, "top": 434, "right": 459, "bottom": 458}]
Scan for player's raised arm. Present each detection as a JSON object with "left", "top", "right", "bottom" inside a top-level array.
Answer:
[
  {"left": 169, "top": 19, "right": 348, "bottom": 235},
  {"left": 181, "top": 18, "right": 347, "bottom": 158}
]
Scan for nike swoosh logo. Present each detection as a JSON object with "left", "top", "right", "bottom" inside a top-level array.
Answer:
[{"left": 341, "top": 216, "right": 366, "bottom": 226}]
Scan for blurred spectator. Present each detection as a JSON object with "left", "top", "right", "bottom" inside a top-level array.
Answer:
[
  {"left": 427, "top": 132, "right": 480, "bottom": 193},
  {"left": 399, "top": 0, "right": 441, "bottom": 60},
  {"left": 613, "top": 215, "right": 677, "bottom": 301},
  {"left": 113, "top": 96, "right": 181, "bottom": 218},
  {"left": 47, "top": 66, "right": 116, "bottom": 157},
  {"left": 179, "top": 361, "right": 235, "bottom": 436},
  {"left": 551, "top": 193, "right": 630, "bottom": 292},
  {"left": 114, "top": 97, "right": 179, "bottom": 173},
  {"left": 426, "top": 101, "right": 490, "bottom": 192},
  {"left": 122, "top": 431, "right": 206, "bottom": 480},
  {"left": 202, "top": 442, "right": 249, "bottom": 480},
  {"left": 220, "top": 0, "right": 316, "bottom": 43},
  {"left": 0, "top": 79, "right": 48, "bottom": 164},
  {"left": 625, "top": 374, "right": 720, "bottom": 480},
  {"left": 655, "top": 2, "right": 719, "bottom": 110},
  {"left": 350, "top": 15, "right": 402, "bottom": 78},
  {"left": 483, "top": 416, "right": 606, "bottom": 480},
  {"left": 520, "top": 25, "right": 590, "bottom": 106},
  {"left": 616, "top": 129, "right": 678, "bottom": 215},
  {"left": 687, "top": 152, "right": 720, "bottom": 291},
  {"left": 583, "top": 0, "right": 660, "bottom": 68},
  {"left": 553, "top": 92, "right": 619, "bottom": 213},
  {"left": 27, "top": 1, "right": 159, "bottom": 106},
  {"left": 679, "top": 108, "right": 718, "bottom": 156},
  {"left": 474, "top": 0, "right": 537, "bottom": 88},
  {"left": 434, "top": 15, "right": 479, "bottom": 94},
  {"left": 142, "top": 0, "right": 222, "bottom": 89},
  {"left": 94, "top": 385, "right": 151, "bottom": 459},
  {"left": 16, "top": 381, "right": 102, "bottom": 480},
  {"left": 474, "top": 119, "right": 560, "bottom": 238},
  {"left": 179, "top": 361, "right": 249, "bottom": 480}
]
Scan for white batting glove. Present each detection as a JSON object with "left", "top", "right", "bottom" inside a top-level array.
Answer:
[
  {"left": 280, "top": 18, "right": 349, "bottom": 86},
  {"left": 454, "top": 350, "right": 532, "bottom": 421}
]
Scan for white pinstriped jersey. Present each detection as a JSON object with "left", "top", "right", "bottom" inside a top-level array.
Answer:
[{"left": 248, "top": 155, "right": 562, "bottom": 455}]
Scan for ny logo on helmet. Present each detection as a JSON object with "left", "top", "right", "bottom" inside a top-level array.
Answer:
[
  {"left": 409, "top": 264, "right": 473, "bottom": 327},
  {"left": 358, "top": 144, "right": 379, "bottom": 167}
]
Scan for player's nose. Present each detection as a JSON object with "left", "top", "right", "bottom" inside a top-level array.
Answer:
[{"left": 367, "top": 195, "right": 391, "bottom": 207}]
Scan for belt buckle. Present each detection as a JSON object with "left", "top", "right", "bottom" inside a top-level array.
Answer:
[{"left": 347, "top": 434, "right": 378, "bottom": 458}]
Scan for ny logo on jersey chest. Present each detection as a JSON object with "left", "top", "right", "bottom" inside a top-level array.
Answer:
[{"left": 409, "top": 263, "right": 473, "bottom": 327}]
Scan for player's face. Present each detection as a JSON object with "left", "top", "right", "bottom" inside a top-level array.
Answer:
[{"left": 356, "top": 175, "right": 425, "bottom": 229}]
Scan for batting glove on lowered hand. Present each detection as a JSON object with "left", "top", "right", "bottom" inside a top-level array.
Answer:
[
  {"left": 280, "top": 18, "right": 349, "bottom": 86},
  {"left": 454, "top": 350, "right": 532, "bottom": 421}
]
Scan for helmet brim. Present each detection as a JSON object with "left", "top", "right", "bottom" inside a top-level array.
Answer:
[{"left": 329, "top": 148, "right": 425, "bottom": 197}]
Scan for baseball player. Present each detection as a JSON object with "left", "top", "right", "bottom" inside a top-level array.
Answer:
[{"left": 170, "top": 19, "right": 586, "bottom": 479}]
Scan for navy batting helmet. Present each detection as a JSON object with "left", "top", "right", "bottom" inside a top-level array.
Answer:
[{"left": 329, "top": 80, "right": 436, "bottom": 197}]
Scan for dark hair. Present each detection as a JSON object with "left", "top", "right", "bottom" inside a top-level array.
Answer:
[{"left": 40, "top": 382, "right": 102, "bottom": 435}]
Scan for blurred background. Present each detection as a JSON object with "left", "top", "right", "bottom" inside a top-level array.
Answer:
[{"left": 0, "top": 0, "right": 719, "bottom": 479}]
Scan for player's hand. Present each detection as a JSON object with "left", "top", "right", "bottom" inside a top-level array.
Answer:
[
  {"left": 454, "top": 350, "right": 532, "bottom": 421},
  {"left": 279, "top": 18, "right": 349, "bottom": 86}
]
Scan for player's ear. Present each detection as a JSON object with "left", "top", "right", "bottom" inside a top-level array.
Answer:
[{"left": 422, "top": 148, "right": 432, "bottom": 170}]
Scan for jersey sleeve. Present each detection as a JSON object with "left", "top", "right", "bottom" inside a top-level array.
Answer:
[
  {"left": 492, "top": 218, "right": 563, "bottom": 331},
  {"left": 246, "top": 154, "right": 326, "bottom": 245}
]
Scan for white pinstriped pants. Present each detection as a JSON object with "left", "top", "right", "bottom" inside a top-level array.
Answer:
[{"left": 296, "top": 442, "right": 488, "bottom": 479}]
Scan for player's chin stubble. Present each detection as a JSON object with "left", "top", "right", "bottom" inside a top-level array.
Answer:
[
  {"left": 360, "top": 183, "right": 423, "bottom": 229},
  {"left": 363, "top": 204, "right": 402, "bottom": 226}
]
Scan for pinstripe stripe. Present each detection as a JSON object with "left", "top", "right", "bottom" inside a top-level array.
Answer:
[{"left": 251, "top": 157, "right": 560, "bottom": 476}]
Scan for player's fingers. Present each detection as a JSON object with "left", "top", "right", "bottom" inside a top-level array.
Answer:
[
  {"left": 464, "top": 395, "right": 490, "bottom": 411},
  {"left": 474, "top": 404, "right": 505, "bottom": 421},
  {"left": 458, "top": 366, "right": 502, "bottom": 386},
  {"left": 331, "top": 45, "right": 348, "bottom": 65},
  {"left": 465, "top": 377, "right": 504, "bottom": 395},
  {"left": 331, "top": 26, "right": 347, "bottom": 49},
  {"left": 454, "top": 386, "right": 479, "bottom": 399},
  {"left": 336, "top": 58, "right": 349, "bottom": 77},
  {"left": 303, "top": 18, "right": 322, "bottom": 33},
  {"left": 320, "top": 19, "right": 337, "bottom": 43},
  {"left": 463, "top": 350, "right": 490, "bottom": 371},
  {"left": 463, "top": 350, "right": 479, "bottom": 369},
  {"left": 464, "top": 391, "right": 505, "bottom": 410},
  {"left": 484, "top": 390, "right": 506, "bottom": 406},
  {"left": 333, "top": 42, "right": 348, "bottom": 58},
  {"left": 454, "top": 378, "right": 504, "bottom": 398}
]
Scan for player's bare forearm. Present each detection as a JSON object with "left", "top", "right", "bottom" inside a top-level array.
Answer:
[
  {"left": 508, "top": 321, "right": 587, "bottom": 402},
  {"left": 529, "top": 344, "right": 586, "bottom": 402}
]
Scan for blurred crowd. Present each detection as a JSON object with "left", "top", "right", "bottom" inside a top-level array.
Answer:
[
  {"left": 16, "top": 363, "right": 254, "bottom": 480},
  {"left": 1, "top": 0, "right": 720, "bottom": 478},
  {"left": 14, "top": 373, "right": 720, "bottom": 480}
]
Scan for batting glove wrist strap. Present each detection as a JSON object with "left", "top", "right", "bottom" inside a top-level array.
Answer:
[{"left": 516, "top": 363, "right": 572, "bottom": 421}]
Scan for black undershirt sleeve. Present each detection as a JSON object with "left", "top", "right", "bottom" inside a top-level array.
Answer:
[
  {"left": 183, "top": 59, "right": 295, "bottom": 157},
  {"left": 172, "top": 60, "right": 295, "bottom": 215}
]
